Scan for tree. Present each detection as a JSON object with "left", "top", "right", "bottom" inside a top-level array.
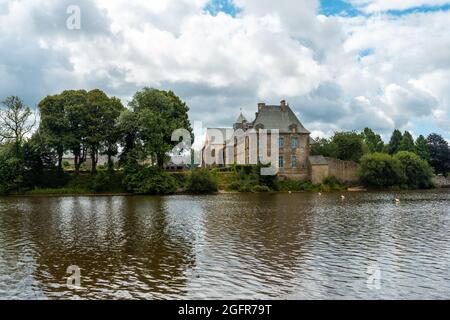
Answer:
[
  {"left": 128, "top": 88, "right": 193, "bottom": 167},
  {"left": 388, "top": 129, "right": 402, "bottom": 154},
  {"left": 415, "top": 135, "right": 430, "bottom": 162},
  {"left": 310, "top": 137, "right": 337, "bottom": 157},
  {"left": 101, "top": 97, "right": 125, "bottom": 171},
  {"left": 85, "top": 89, "right": 124, "bottom": 173},
  {"left": 38, "top": 94, "right": 68, "bottom": 171},
  {"left": 361, "top": 127, "right": 384, "bottom": 153},
  {"left": 331, "top": 131, "right": 364, "bottom": 162},
  {"left": 0, "top": 96, "right": 35, "bottom": 149},
  {"left": 394, "top": 151, "right": 434, "bottom": 189},
  {"left": 0, "top": 143, "right": 25, "bottom": 194},
  {"left": 398, "top": 131, "right": 415, "bottom": 152},
  {"left": 427, "top": 133, "right": 450, "bottom": 174},
  {"left": 359, "top": 153, "right": 403, "bottom": 187}
]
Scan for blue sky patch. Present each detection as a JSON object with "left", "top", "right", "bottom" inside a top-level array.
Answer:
[
  {"left": 204, "top": 0, "right": 241, "bottom": 17},
  {"left": 320, "top": 0, "right": 361, "bottom": 17}
]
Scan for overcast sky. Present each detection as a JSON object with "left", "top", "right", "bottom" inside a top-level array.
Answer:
[{"left": 1, "top": 0, "right": 449, "bottom": 143}]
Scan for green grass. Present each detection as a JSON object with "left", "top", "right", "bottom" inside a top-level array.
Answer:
[{"left": 26, "top": 187, "right": 92, "bottom": 195}]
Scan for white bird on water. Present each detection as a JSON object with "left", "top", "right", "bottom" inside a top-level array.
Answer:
[
  {"left": 318, "top": 192, "right": 322, "bottom": 196},
  {"left": 341, "top": 195, "right": 345, "bottom": 200},
  {"left": 395, "top": 198, "right": 400, "bottom": 203}
]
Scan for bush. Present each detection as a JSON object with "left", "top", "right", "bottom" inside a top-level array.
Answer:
[
  {"left": 0, "top": 144, "right": 25, "bottom": 195},
  {"left": 90, "top": 171, "right": 113, "bottom": 192},
  {"left": 186, "top": 169, "right": 218, "bottom": 194},
  {"left": 251, "top": 185, "right": 270, "bottom": 192},
  {"left": 394, "top": 151, "right": 434, "bottom": 189},
  {"left": 322, "top": 176, "right": 344, "bottom": 190},
  {"left": 277, "top": 179, "right": 315, "bottom": 191},
  {"left": 359, "top": 153, "right": 403, "bottom": 187},
  {"left": 123, "top": 165, "right": 178, "bottom": 194}
]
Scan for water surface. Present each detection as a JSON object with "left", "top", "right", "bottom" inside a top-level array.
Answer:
[{"left": 0, "top": 190, "right": 449, "bottom": 299}]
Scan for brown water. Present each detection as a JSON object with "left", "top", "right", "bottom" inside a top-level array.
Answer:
[{"left": 0, "top": 190, "right": 450, "bottom": 299}]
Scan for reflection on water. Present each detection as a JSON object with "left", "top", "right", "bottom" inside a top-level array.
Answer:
[{"left": 0, "top": 190, "right": 450, "bottom": 299}]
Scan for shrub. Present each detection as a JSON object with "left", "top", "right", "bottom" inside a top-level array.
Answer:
[
  {"left": 322, "top": 176, "right": 344, "bottom": 190},
  {"left": 0, "top": 144, "right": 25, "bottom": 195},
  {"left": 251, "top": 185, "right": 270, "bottom": 192},
  {"left": 123, "top": 165, "right": 178, "bottom": 194},
  {"left": 91, "top": 171, "right": 113, "bottom": 192},
  {"left": 186, "top": 169, "right": 218, "bottom": 194},
  {"left": 359, "top": 153, "right": 403, "bottom": 187},
  {"left": 394, "top": 151, "right": 434, "bottom": 189}
]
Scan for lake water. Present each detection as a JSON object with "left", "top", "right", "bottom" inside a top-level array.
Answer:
[{"left": 0, "top": 190, "right": 450, "bottom": 299}]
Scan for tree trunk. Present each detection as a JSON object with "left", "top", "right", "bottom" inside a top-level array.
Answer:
[
  {"left": 157, "top": 153, "right": 164, "bottom": 168},
  {"left": 57, "top": 152, "right": 63, "bottom": 173},
  {"left": 74, "top": 153, "right": 80, "bottom": 175},
  {"left": 91, "top": 150, "right": 97, "bottom": 174},
  {"left": 107, "top": 154, "right": 114, "bottom": 172}
]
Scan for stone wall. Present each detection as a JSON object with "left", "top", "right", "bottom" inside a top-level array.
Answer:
[{"left": 325, "top": 157, "right": 359, "bottom": 183}]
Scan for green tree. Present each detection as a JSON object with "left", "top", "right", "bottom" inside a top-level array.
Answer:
[
  {"left": 361, "top": 127, "right": 384, "bottom": 153},
  {"left": 359, "top": 152, "right": 403, "bottom": 187},
  {"left": 38, "top": 94, "right": 68, "bottom": 171},
  {"left": 398, "top": 131, "right": 415, "bottom": 152},
  {"left": 0, "top": 143, "right": 25, "bottom": 194},
  {"left": 85, "top": 89, "right": 124, "bottom": 173},
  {"left": 427, "top": 133, "right": 450, "bottom": 174},
  {"left": 415, "top": 135, "right": 430, "bottom": 161},
  {"left": 128, "top": 88, "right": 193, "bottom": 167},
  {"left": 388, "top": 129, "right": 402, "bottom": 154},
  {"left": 394, "top": 151, "right": 434, "bottom": 189},
  {"left": 331, "top": 131, "right": 364, "bottom": 162},
  {"left": 310, "top": 137, "right": 337, "bottom": 157},
  {"left": 0, "top": 96, "right": 35, "bottom": 152}
]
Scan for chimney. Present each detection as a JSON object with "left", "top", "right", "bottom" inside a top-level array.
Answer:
[
  {"left": 280, "top": 100, "right": 286, "bottom": 111},
  {"left": 257, "top": 102, "right": 265, "bottom": 111}
]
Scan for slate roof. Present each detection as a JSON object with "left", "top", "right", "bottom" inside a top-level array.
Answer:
[
  {"left": 308, "top": 155, "right": 328, "bottom": 165},
  {"left": 252, "top": 105, "right": 310, "bottom": 134},
  {"left": 235, "top": 112, "right": 247, "bottom": 123}
]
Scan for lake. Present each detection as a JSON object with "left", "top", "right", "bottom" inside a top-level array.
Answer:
[{"left": 0, "top": 190, "right": 449, "bottom": 299}]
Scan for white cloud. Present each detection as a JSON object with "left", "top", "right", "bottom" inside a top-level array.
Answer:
[
  {"left": 349, "top": 0, "right": 450, "bottom": 13},
  {"left": 0, "top": 0, "right": 449, "bottom": 140}
]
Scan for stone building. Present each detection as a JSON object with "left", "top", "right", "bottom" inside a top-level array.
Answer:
[{"left": 201, "top": 100, "right": 359, "bottom": 183}]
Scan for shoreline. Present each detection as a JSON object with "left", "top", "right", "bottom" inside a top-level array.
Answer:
[{"left": 3, "top": 186, "right": 449, "bottom": 197}]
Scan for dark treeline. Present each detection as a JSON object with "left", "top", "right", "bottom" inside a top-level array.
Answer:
[
  {"left": 0, "top": 88, "right": 196, "bottom": 195},
  {"left": 311, "top": 128, "right": 450, "bottom": 188}
]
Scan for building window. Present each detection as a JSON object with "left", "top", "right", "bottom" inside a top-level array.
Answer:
[
  {"left": 279, "top": 156, "right": 284, "bottom": 168},
  {"left": 291, "top": 155, "right": 297, "bottom": 168},
  {"left": 291, "top": 136, "right": 298, "bottom": 148},
  {"left": 279, "top": 137, "right": 284, "bottom": 148}
]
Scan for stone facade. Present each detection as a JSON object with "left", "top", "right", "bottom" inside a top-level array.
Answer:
[{"left": 201, "top": 100, "right": 359, "bottom": 184}]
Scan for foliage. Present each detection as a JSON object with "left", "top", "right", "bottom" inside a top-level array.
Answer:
[
  {"left": 415, "top": 135, "right": 430, "bottom": 162},
  {"left": 186, "top": 169, "right": 218, "bottom": 194},
  {"left": 251, "top": 185, "right": 271, "bottom": 192},
  {"left": 388, "top": 129, "right": 402, "bottom": 154},
  {"left": 427, "top": 133, "right": 450, "bottom": 174},
  {"left": 122, "top": 165, "right": 178, "bottom": 194},
  {"left": 0, "top": 143, "right": 25, "bottom": 194},
  {"left": 332, "top": 131, "right": 364, "bottom": 162},
  {"left": 361, "top": 127, "right": 384, "bottom": 153},
  {"left": 359, "top": 153, "right": 404, "bottom": 187},
  {"left": 310, "top": 137, "right": 337, "bottom": 157},
  {"left": 393, "top": 151, "right": 434, "bottom": 189},
  {"left": 0, "top": 96, "right": 35, "bottom": 146},
  {"left": 398, "top": 131, "right": 415, "bottom": 152},
  {"left": 127, "top": 88, "right": 193, "bottom": 167}
]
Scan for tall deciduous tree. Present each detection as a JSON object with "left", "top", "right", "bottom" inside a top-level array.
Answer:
[
  {"left": 388, "top": 129, "right": 402, "bottom": 154},
  {"left": 398, "top": 131, "right": 415, "bottom": 152},
  {"left": 0, "top": 96, "right": 35, "bottom": 149},
  {"left": 331, "top": 131, "right": 364, "bottom": 162},
  {"left": 128, "top": 88, "right": 193, "bottom": 167},
  {"left": 415, "top": 135, "right": 430, "bottom": 162},
  {"left": 361, "top": 127, "right": 384, "bottom": 153},
  {"left": 427, "top": 133, "right": 450, "bottom": 174}
]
